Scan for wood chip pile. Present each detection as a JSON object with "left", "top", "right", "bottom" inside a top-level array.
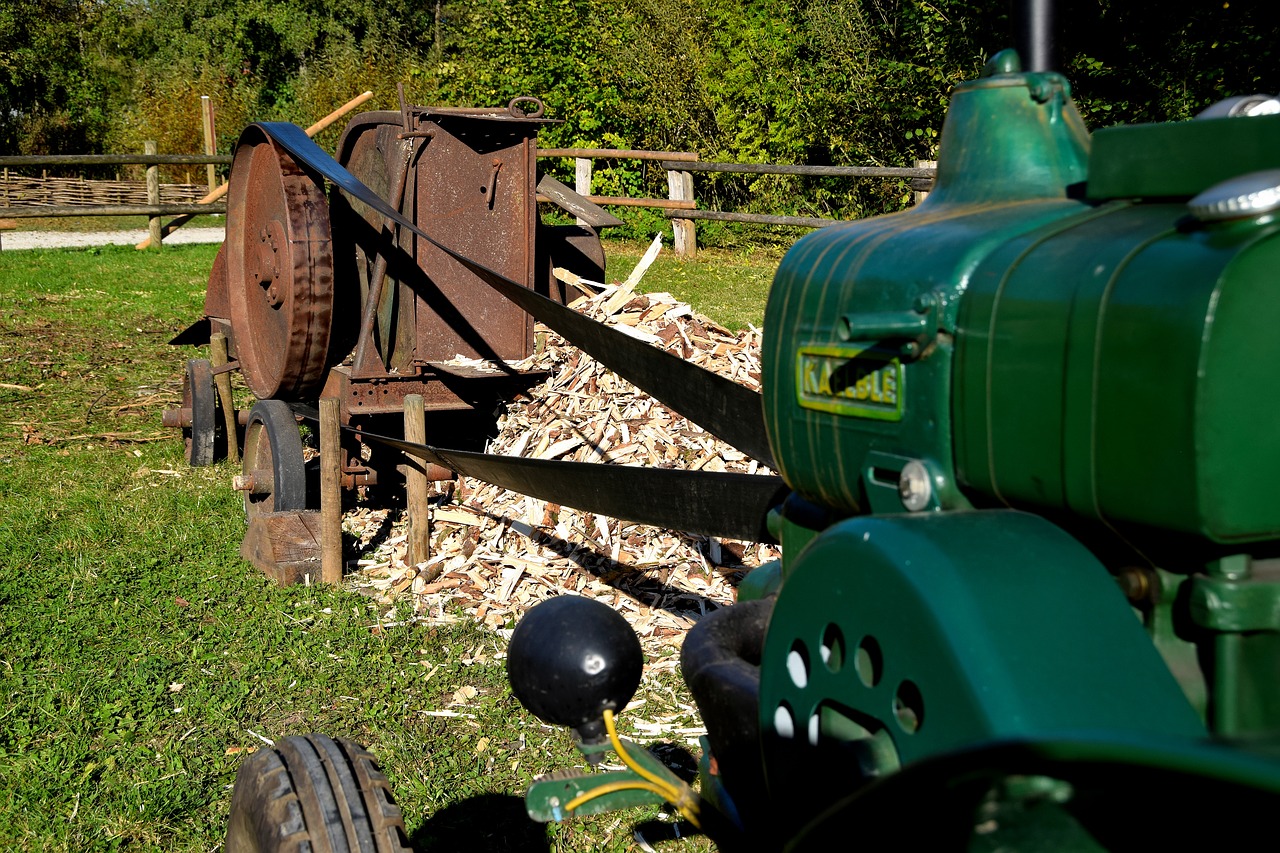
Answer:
[{"left": 346, "top": 281, "right": 782, "bottom": 664}]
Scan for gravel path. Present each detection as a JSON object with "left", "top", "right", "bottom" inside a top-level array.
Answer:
[{"left": 1, "top": 226, "right": 225, "bottom": 251}]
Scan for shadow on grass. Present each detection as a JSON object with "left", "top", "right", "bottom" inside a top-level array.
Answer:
[{"left": 410, "top": 793, "right": 550, "bottom": 852}]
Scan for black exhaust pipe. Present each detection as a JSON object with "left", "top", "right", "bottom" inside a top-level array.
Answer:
[{"left": 1014, "top": 0, "right": 1058, "bottom": 72}]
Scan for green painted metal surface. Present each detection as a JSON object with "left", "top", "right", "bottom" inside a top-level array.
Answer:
[
  {"left": 516, "top": 47, "right": 1280, "bottom": 847},
  {"left": 954, "top": 199, "right": 1280, "bottom": 544},
  {"left": 762, "top": 60, "right": 1089, "bottom": 517},
  {"left": 524, "top": 737, "right": 677, "bottom": 821},
  {"left": 754, "top": 511, "right": 1205, "bottom": 830},
  {"left": 1088, "top": 113, "right": 1280, "bottom": 200}
]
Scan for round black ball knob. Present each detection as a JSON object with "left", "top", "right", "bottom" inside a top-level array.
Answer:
[{"left": 507, "top": 596, "right": 643, "bottom": 737}]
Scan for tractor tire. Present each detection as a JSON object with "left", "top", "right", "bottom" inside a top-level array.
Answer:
[{"left": 224, "top": 733, "right": 412, "bottom": 853}]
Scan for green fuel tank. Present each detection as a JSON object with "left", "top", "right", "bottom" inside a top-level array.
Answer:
[{"left": 763, "top": 50, "right": 1280, "bottom": 546}]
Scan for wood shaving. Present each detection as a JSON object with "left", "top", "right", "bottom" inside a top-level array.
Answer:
[{"left": 344, "top": 286, "right": 781, "bottom": 664}]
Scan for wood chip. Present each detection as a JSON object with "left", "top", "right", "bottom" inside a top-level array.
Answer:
[{"left": 341, "top": 283, "right": 783, "bottom": 662}]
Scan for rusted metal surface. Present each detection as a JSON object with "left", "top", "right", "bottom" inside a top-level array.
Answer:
[
  {"left": 410, "top": 112, "right": 541, "bottom": 363},
  {"left": 537, "top": 224, "right": 605, "bottom": 305},
  {"left": 321, "top": 364, "right": 547, "bottom": 420},
  {"left": 330, "top": 107, "right": 552, "bottom": 375},
  {"left": 225, "top": 125, "right": 335, "bottom": 400},
  {"left": 172, "top": 99, "right": 608, "bottom": 532}
]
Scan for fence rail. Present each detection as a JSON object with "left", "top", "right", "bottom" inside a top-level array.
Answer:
[
  {"left": 0, "top": 143, "right": 937, "bottom": 255},
  {"left": 0, "top": 154, "right": 231, "bottom": 167}
]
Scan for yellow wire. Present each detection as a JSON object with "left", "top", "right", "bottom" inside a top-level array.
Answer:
[
  {"left": 603, "top": 709, "right": 681, "bottom": 800},
  {"left": 603, "top": 709, "right": 702, "bottom": 828},
  {"left": 565, "top": 779, "right": 671, "bottom": 814}
]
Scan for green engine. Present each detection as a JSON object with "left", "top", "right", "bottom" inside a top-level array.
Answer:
[
  {"left": 509, "top": 48, "right": 1280, "bottom": 850},
  {"left": 766, "top": 50, "right": 1280, "bottom": 548}
]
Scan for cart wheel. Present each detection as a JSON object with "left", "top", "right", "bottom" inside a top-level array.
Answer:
[
  {"left": 241, "top": 400, "right": 307, "bottom": 519},
  {"left": 184, "top": 358, "right": 219, "bottom": 467},
  {"left": 224, "top": 733, "right": 412, "bottom": 853}
]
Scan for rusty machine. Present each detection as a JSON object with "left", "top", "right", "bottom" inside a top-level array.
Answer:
[
  {"left": 207, "top": 8, "right": 1280, "bottom": 850},
  {"left": 167, "top": 97, "right": 618, "bottom": 579}
]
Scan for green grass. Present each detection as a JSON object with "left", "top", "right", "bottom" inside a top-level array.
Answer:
[
  {"left": 0, "top": 240, "right": 782, "bottom": 851},
  {"left": 604, "top": 240, "right": 785, "bottom": 332}
]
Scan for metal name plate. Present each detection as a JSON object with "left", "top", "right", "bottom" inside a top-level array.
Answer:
[{"left": 795, "top": 344, "right": 904, "bottom": 421}]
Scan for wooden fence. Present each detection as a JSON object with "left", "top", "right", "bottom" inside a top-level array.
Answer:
[{"left": 0, "top": 146, "right": 937, "bottom": 256}]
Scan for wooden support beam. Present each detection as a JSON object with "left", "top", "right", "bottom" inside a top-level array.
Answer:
[
  {"left": 208, "top": 332, "right": 238, "bottom": 463},
  {"left": 320, "top": 397, "right": 343, "bottom": 585},
  {"left": 241, "top": 511, "right": 324, "bottom": 585},
  {"left": 404, "top": 394, "right": 431, "bottom": 570},
  {"left": 144, "top": 141, "right": 162, "bottom": 249}
]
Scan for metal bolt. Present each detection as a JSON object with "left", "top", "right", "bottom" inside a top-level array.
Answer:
[
  {"left": 898, "top": 460, "right": 933, "bottom": 512},
  {"left": 1116, "top": 566, "right": 1156, "bottom": 603},
  {"left": 232, "top": 474, "right": 271, "bottom": 495},
  {"left": 913, "top": 292, "right": 937, "bottom": 313}
]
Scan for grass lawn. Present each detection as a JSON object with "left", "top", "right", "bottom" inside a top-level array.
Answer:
[
  {"left": 0, "top": 235, "right": 787, "bottom": 851},
  {"left": 604, "top": 240, "right": 783, "bottom": 333}
]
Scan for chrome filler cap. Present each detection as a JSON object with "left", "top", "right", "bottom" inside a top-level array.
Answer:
[{"left": 1188, "top": 169, "right": 1280, "bottom": 222}]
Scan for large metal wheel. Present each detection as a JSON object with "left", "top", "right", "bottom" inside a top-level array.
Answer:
[
  {"left": 183, "top": 358, "right": 219, "bottom": 467},
  {"left": 226, "top": 124, "right": 336, "bottom": 401},
  {"left": 224, "top": 733, "right": 411, "bottom": 853},
  {"left": 240, "top": 400, "right": 307, "bottom": 519}
]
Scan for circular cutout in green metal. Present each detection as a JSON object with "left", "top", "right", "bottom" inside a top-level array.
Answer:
[
  {"left": 787, "top": 641, "right": 810, "bottom": 689},
  {"left": 855, "top": 635, "right": 884, "bottom": 688},
  {"left": 820, "top": 623, "right": 845, "bottom": 673},
  {"left": 893, "top": 680, "right": 924, "bottom": 734},
  {"left": 774, "top": 702, "right": 797, "bottom": 739}
]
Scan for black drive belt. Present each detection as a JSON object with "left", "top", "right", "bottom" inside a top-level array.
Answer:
[
  {"left": 293, "top": 406, "right": 786, "bottom": 544},
  {"left": 255, "top": 122, "right": 776, "bottom": 470}
]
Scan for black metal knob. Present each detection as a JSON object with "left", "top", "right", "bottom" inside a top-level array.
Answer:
[{"left": 507, "top": 596, "right": 643, "bottom": 742}]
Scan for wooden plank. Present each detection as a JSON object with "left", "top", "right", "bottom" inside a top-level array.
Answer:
[
  {"left": 0, "top": 154, "right": 230, "bottom": 167},
  {"left": 539, "top": 148, "right": 697, "bottom": 162},
  {"left": 534, "top": 174, "right": 623, "bottom": 228},
  {"left": 667, "top": 168, "right": 696, "bottom": 258},
  {"left": 209, "top": 332, "right": 238, "bottom": 463},
  {"left": 663, "top": 208, "right": 836, "bottom": 228},
  {"left": 404, "top": 394, "right": 431, "bottom": 570},
  {"left": 534, "top": 194, "right": 694, "bottom": 210},
  {"left": 320, "top": 398, "right": 343, "bottom": 585},
  {"left": 574, "top": 157, "right": 592, "bottom": 228},
  {"left": 240, "top": 510, "right": 325, "bottom": 585},
  {"left": 659, "top": 160, "right": 937, "bottom": 179},
  {"left": 144, "top": 141, "right": 162, "bottom": 248},
  {"left": 0, "top": 203, "right": 228, "bottom": 218},
  {"left": 914, "top": 158, "right": 937, "bottom": 205},
  {"left": 201, "top": 96, "right": 218, "bottom": 196}
]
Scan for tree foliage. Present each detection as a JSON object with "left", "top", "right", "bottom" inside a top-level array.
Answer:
[{"left": 3, "top": 0, "right": 1277, "bottom": 223}]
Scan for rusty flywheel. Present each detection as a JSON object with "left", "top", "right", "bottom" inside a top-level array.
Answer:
[{"left": 226, "top": 124, "right": 335, "bottom": 401}]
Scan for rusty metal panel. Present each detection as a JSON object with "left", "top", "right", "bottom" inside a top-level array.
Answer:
[
  {"left": 411, "top": 114, "right": 538, "bottom": 362},
  {"left": 322, "top": 365, "right": 547, "bottom": 420}
]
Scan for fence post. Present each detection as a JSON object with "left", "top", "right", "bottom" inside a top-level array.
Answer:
[
  {"left": 144, "top": 141, "right": 162, "bottom": 248},
  {"left": 667, "top": 165, "right": 696, "bottom": 258},
  {"left": 574, "top": 157, "right": 592, "bottom": 227},
  {"left": 914, "top": 159, "right": 936, "bottom": 206},
  {"left": 201, "top": 96, "right": 218, "bottom": 196}
]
